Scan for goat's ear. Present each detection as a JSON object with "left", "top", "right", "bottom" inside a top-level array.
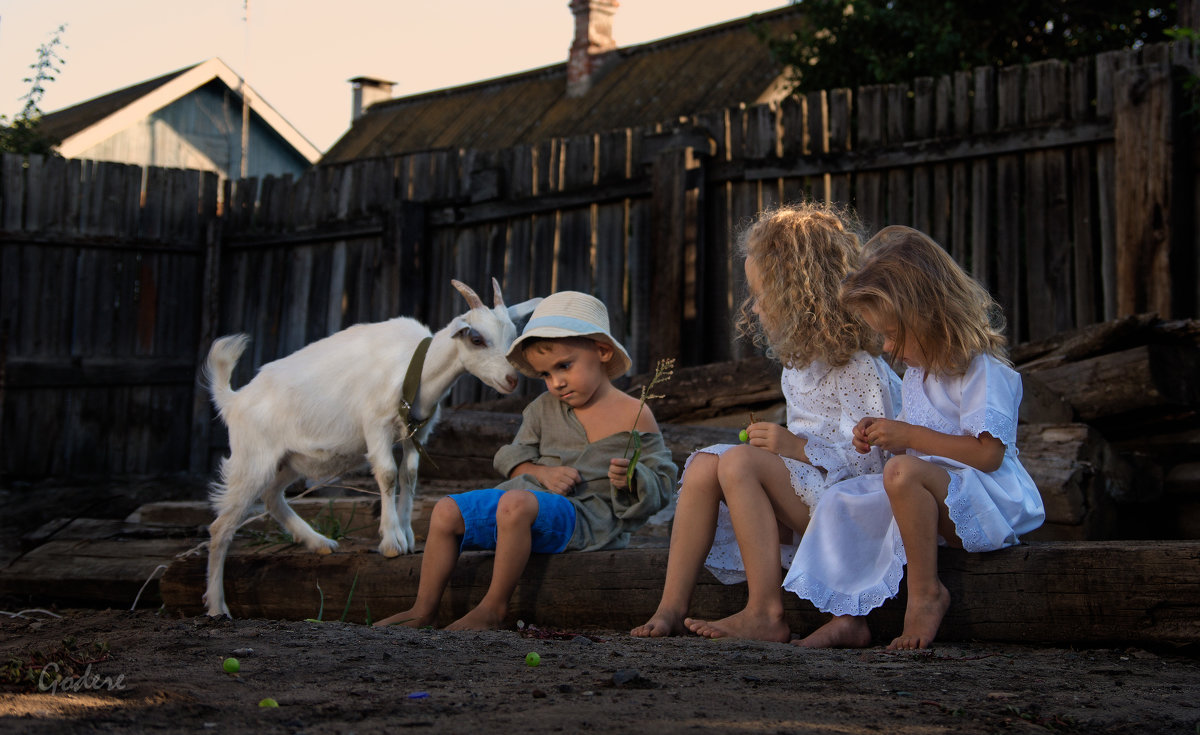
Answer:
[
  {"left": 507, "top": 297, "right": 543, "bottom": 334},
  {"left": 491, "top": 277, "right": 505, "bottom": 308},
  {"left": 452, "top": 279, "right": 484, "bottom": 311}
]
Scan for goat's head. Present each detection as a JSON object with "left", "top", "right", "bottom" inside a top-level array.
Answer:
[{"left": 450, "top": 278, "right": 542, "bottom": 395}]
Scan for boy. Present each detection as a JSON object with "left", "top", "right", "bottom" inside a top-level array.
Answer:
[{"left": 375, "top": 291, "right": 678, "bottom": 631}]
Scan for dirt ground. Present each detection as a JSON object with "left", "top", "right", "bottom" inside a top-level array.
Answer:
[{"left": 1, "top": 609, "right": 1198, "bottom": 734}]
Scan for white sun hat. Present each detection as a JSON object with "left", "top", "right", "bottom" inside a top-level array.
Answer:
[{"left": 506, "top": 291, "right": 632, "bottom": 379}]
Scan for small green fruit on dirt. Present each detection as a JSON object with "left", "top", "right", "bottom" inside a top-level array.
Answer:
[
  {"left": 525, "top": 652, "right": 541, "bottom": 667},
  {"left": 222, "top": 657, "right": 240, "bottom": 674}
]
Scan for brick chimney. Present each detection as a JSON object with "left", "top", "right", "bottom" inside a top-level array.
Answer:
[
  {"left": 567, "top": 0, "right": 619, "bottom": 98},
  {"left": 350, "top": 76, "right": 396, "bottom": 121}
]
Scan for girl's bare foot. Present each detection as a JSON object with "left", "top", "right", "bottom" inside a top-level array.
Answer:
[
  {"left": 684, "top": 609, "right": 790, "bottom": 643},
  {"left": 631, "top": 609, "right": 687, "bottom": 638},
  {"left": 887, "top": 583, "right": 951, "bottom": 650},
  {"left": 443, "top": 605, "right": 504, "bottom": 632},
  {"left": 373, "top": 607, "right": 433, "bottom": 628},
  {"left": 792, "top": 615, "right": 872, "bottom": 648}
]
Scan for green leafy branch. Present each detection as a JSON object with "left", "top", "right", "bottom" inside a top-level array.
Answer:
[{"left": 622, "top": 358, "right": 675, "bottom": 486}]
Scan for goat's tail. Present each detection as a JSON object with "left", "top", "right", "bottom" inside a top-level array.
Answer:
[{"left": 204, "top": 334, "right": 250, "bottom": 419}]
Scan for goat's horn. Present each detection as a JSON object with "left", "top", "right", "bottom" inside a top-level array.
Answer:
[
  {"left": 451, "top": 279, "right": 484, "bottom": 310},
  {"left": 492, "top": 277, "right": 505, "bottom": 307}
]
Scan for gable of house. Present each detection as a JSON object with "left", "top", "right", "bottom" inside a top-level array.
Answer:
[{"left": 38, "top": 58, "right": 319, "bottom": 179}]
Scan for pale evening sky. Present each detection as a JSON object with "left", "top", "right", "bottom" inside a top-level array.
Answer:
[{"left": 1, "top": 1, "right": 789, "bottom": 153}]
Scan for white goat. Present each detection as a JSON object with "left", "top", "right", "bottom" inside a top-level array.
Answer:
[{"left": 202, "top": 278, "right": 540, "bottom": 618}]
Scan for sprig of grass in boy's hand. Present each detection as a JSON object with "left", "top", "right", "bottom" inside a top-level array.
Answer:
[{"left": 623, "top": 358, "right": 676, "bottom": 486}]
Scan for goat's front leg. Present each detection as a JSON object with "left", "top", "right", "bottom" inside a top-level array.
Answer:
[
  {"left": 396, "top": 438, "right": 420, "bottom": 552},
  {"left": 366, "top": 425, "right": 408, "bottom": 557}
]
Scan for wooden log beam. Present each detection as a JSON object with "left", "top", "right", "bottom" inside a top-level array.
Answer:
[
  {"left": 1027, "top": 344, "right": 1200, "bottom": 421},
  {"left": 158, "top": 539, "right": 1200, "bottom": 645},
  {"left": 624, "top": 355, "right": 783, "bottom": 423}
]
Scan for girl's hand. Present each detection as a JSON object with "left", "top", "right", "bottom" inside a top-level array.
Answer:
[
  {"left": 853, "top": 417, "right": 879, "bottom": 454},
  {"left": 527, "top": 464, "right": 582, "bottom": 495},
  {"left": 859, "top": 418, "right": 916, "bottom": 454},
  {"left": 745, "top": 422, "right": 809, "bottom": 462},
  {"left": 608, "top": 458, "right": 631, "bottom": 489}
]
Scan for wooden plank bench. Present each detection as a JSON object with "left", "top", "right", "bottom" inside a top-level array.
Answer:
[{"left": 155, "top": 537, "right": 1200, "bottom": 646}]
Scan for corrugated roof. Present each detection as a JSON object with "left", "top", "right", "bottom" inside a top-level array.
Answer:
[{"left": 321, "top": 5, "right": 805, "bottom": 164}]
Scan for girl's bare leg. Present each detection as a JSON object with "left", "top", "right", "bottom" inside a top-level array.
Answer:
[
  {"left": 684, "top": 445, "right": 810, "bottom": 642},
  {"left": 881, "top": 455, "right": 956, "bottom": 649},
  {"left": 374, "top": 497, "right": 464, "bottom": 628},
  {"left": 632, "top": 454, "right": 722, "bottom": 637},
  {"left": 445, "top": 489, "right": 538, "bottom": 631}
]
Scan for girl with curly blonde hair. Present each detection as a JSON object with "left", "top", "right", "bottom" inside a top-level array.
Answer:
[
  {"left": 785, "top": 226, "right": 1044, "bottom": 650},
  {"left": 633, "top": 203, "right": 902, "bottom": 642}
]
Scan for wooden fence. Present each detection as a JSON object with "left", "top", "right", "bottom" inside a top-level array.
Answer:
[{"left": 1, "top": 41, "right": 1196, "bottom": 478}]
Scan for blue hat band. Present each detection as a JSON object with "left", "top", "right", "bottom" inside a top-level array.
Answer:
[{"left": 523, "top": 315, "right": 609, "bottom": 336}]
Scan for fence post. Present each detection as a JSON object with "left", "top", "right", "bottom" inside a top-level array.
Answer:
[
  {"left": 1113, "top": 62, "right": 1179, "bottom": 318},
  {"left": 645, "top": 126, "right": 714, "bottom": 369},
  {"left": 189, "top": 172, "right": 222, "bottom": 475}
]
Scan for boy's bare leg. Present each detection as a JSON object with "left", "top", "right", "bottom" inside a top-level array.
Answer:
[
  {"left": 792, "top": 615, "right": 872, "bottom": 648},
  {"left": 684, "top": 446, "right": 808, "bottom": 643},
  {"left": 632, "top": 454, "right": 721, "bottom": 637},
  {"left": 881, "top": 456, "right": 955, "bottom": 650},
  {"left": 374, "top": 497, "right": 464, "bottom": 628},
  {"left": 445, "top": 489, "right": 538, "bottom": 631}
]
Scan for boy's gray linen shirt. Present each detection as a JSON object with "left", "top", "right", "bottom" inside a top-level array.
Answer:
[{"left": 493, "top": 392, "right": 678, "bottom": 551}]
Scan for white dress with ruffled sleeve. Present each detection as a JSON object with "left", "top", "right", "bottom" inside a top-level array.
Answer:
[
  {"left": 781, "top": 353, "right": 1046, "bottom": 615},
  {"left": 688, "top": 351, "right": 901, "bottom": 584}
]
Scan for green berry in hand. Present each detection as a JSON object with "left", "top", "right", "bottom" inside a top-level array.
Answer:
[
  {"left": 222, "top": 657, "right": 240, "bottom": 674},
  {"left": 739, "top": 429, "right": 749, "bottom": 442},
  {"left": 525, "top": 652, "right": 541, "bottom": 667}
]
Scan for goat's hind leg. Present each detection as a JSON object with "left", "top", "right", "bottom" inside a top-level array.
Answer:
[
  {"left": 262, "top": 466, "right": 338, "bottom": 555},
  {"left": 205, "top": 463, "right": 269, "bottom": 617}
]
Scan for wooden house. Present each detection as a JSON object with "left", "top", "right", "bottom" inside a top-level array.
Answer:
[
  {"left": 39, "top": 57, "right": 319, "bottom": 179},
  {"left": 322, "top": 2, "right": 804, "bottom": 162}
]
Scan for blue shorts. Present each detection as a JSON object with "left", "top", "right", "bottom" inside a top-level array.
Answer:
[{"left": 449, "top": 488, "right": 576, "bottom": 554}]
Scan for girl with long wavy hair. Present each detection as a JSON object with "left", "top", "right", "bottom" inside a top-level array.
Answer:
[{"left": 632, "top": 203, "right": 902, "bottom": 642}]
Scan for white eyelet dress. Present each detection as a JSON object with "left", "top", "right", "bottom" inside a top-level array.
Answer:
[
  {"left": 782, "top": 353, "right": 1046, "bottom": 616},
  {"left": 686, "top": 351, "right": 902, "bottom": 584}
]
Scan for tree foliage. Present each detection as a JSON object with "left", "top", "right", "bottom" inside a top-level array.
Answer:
[
  {"left": 0, "top": 24, "right": 68, "bottom": 155},
  {"left": 762, "top": 1, "right": 1179, "bottom": 93}
]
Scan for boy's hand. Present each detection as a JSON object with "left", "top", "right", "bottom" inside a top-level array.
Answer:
[
  {"left": 608, "top": 458, "right": 631, "bottom": 489},
  {"left": 529, "top": 465, "right": 582, "bottom": 495},
  {"left": 857, "top": 418, "right": 915, "bottom": 454},
  {"left": 745, "top": 422, "right": 808, "bottom": 462}
]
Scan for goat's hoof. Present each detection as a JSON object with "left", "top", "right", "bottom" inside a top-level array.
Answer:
[
  {"left": 380, "top": 547, "right": 401, "bottom": 558},
  {"left": 317, "top": 545, "right": 334, "bottom": 556}
]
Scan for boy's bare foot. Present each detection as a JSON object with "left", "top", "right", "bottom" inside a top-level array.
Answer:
[
  {"left": 631, "top": 609, "right": 687, "bottom": 638},
  {"left": 792, "top": 615, "right": 871, "bottom": 648},
  {"left": 684, "top": 609, "right": 790, "bottom": 643},
  {"left": 887, "top": 582, "right": 951, "bottom": 650},
  {"left": 443, "top": 605, "right": 504, "bottom": 632},
  {"left": 373, "top": 607, "right": 433, "bottom": 628}
]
